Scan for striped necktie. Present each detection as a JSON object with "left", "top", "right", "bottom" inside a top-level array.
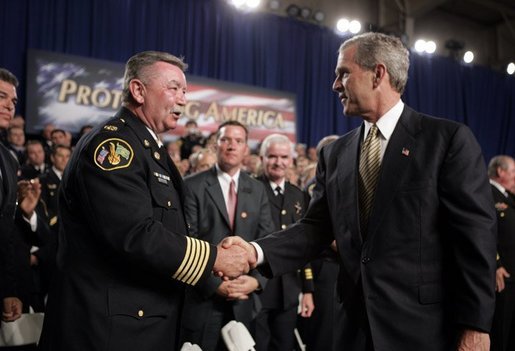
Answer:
[{"left": 359, "top": 124, "right": 381, "bottom": 238}]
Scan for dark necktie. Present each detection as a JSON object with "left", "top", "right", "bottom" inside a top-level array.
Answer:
[{"left": 358, "top": 124, "right": 381, "bottom": 237}]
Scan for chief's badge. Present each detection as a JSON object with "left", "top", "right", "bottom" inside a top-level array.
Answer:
[
  {"left": 294, "top": 201, "right": 302, "bottom": 215},
  {"left": 94, "top": 138, "right": 134, "bottom": 171}
]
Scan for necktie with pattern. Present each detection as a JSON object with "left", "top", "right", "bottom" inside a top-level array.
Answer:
[
  {"left": 358, "top": 124, "right": 381, "bottom": 238},
  {"left": 227, "top": 179, "right": 237, "bottom": 231}
]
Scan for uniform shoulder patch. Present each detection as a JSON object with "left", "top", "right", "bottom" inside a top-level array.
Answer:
[{"left": 94, "top": 138, "right": 134, "bottom": 171}]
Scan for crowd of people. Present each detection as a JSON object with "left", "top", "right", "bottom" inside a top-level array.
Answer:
[{"left": 0, "top": 31, "right": 513, "bottom": 351}]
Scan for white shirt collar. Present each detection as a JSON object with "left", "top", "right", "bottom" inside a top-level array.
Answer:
[
  {"left": 363, "top": 99, "right": 404, "bottom": 141},
  {"left": 52, "top": 166, "right": 63, "bottom": 180},
  {"left": 269, "top": 179, "right": 285, "bottom": 194},
  {"left": 145, "top": 127, "right": 163, "bottom": 148},
  {"left": 490, "top": 179, "right": 507, "bottom": 196}
]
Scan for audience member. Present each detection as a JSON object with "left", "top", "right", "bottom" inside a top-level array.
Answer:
[
  {"left": 181, "top": 121, "right": 274, "bottom": 351},
  {"left": 180, "top": 119, "right": 204, "bottom": 160},
  {"left": 0, "top": 67, "right": 23, "bottom": 324},
  {"left": 39, "top": 145, "right": 71, "bottom": 232},
  {"left": 488, "top": 155, "right": 515, "bottom": 351},
  {"left": 19, "top": 140, "right": 49, "bottom": 180},
  {"left": 254, "top": 134, "right": 314, "bottom": 351},
  {"left": 6, "top": 125, "right": 26, "bottom": 164}
]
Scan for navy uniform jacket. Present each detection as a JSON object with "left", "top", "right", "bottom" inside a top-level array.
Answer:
[
  {"left": 256, "top": 106, "right": 497, "bottom": 351},
  {"left": 257, "top": 176, "right": 314, "bottom": 309},
  {"left": 39, "top": 168, "right": 60, "bottom": 231},
  {"left": 181, "top": 167, "right": 274, "bottom": 330},
  {"left": 38, "top": 107, "right": 217, "bottom": 351},
  {"left": 492, "top": 186, "right": 515, "bottom": 277}
]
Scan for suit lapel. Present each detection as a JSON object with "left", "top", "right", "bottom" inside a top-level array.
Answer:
[
  {"left": 205, "top": 167, "right": 232, "bottom": 229},
  {"left": 337, "top": 128, "right": 362, "bottom": 244},
  {"left": 234, "top": 173, "right": 253, "bottom": 237},
  {"left": 367, "top": 106, "right": 420, "bottom": 240},
  {"left": 0, "top": 143, "right": 17, "bottom": 212}
]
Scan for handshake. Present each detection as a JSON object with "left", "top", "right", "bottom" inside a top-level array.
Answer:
[{"left": 213, "top": 236, "right": 258, "bottom": 279}]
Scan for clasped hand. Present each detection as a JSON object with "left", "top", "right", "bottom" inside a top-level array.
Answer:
[{"left": 213, "top": 236, "right": 257, "bottom": 279}]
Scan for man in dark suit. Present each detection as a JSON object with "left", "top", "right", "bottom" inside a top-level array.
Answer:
[
  {"left": 37, "top": 52, "right": 252, "bottom": 351},
  {"left": 0, "top": 68, "right": 24, "bottom": 325},
  {"left": 254, "top": 133, "right": 314, "bottom": 351},
  {"left": 224, "top": 32, "right": 497, "bottom": 351},
  {"left": 180, "top": 121, "right": 274, "bottom": 351},
  {"left": 488, "top": 155, "right": 515, "bottom": 351}
]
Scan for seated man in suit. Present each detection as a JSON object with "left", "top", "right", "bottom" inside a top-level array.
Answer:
[
  {"left": 181, "top": 121, "right": 274, "bottom": 351},
  {"left": 19, "top": 140, "right": 49, "bottom": 180}
]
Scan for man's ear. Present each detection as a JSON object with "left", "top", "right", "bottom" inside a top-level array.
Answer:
[
  {"left": 373, "top": 64, "right": 387, "bottom": 88},
  {"left": 129, "top": 79, "right": 145, "bottom": 104}
]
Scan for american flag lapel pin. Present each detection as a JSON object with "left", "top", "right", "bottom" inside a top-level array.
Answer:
[{"left": 401, "top": 147, "right": 410, "bottom": 156}]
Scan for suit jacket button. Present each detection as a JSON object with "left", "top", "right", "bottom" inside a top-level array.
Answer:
[
  {"left": 138, "top": 310, "right": 144, "bottom": 317},
  {"left": 362, "top": 257, "right": 371, "bottom": 264}
]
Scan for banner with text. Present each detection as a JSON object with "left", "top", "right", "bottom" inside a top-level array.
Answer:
[{"left": 26, "top": 50, "right": 296, "bottom": 149}]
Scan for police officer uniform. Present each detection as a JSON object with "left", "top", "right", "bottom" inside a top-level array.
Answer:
[
  {"left": 255, "top": 176, "right": 313, "bottom": 351},
  {"left": 38, "top": 107, "right": 217, "bottom": 351}
]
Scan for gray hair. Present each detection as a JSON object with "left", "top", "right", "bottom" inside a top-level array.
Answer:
[
  {"left": 122, "top": 51, "right": 187, "bottom": 104},
  {"left": 260, "top": 134, "right": 293, "bottom": 157},
  {"left": 340, "top": 32, "right": 409, "bottom": 94},
  {"left": 0, "top": 68, "right": 19, "bottom": 87},
  {"left": 488, "top": 155, "right": 514, "bottom": 178}
]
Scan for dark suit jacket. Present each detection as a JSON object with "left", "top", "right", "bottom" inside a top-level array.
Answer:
[
  {"left": 181, "top": 167, "right": 274, "bottom": 330},
  {"left": 492, "top": 186, "right": 515, "bottom": 275},
  {"left": 38, "top": 108, "right": 217, "bottom": 351},
  {"left": 257, "top": 105, "right": 497, "bottom": 350},
  {"left": 257, "top": 176, "right": 313, "bottom": 309},
  {"left": 0, "top": 142, "right": 19, "bottom": 299}
]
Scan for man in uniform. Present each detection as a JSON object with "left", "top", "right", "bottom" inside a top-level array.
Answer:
[
  {"left": 489, "top": 155, "right": 515, "bottom": 351},
  {"left": 38, "top": 51, "right": 251, "bottom": 351},
  {"left": 255, "top": 134, "right": 314, "bottom": 351}
]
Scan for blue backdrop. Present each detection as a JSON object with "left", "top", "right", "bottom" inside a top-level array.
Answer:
[{"left": 1, "top": 0, "right": 514, "bottom": 161}]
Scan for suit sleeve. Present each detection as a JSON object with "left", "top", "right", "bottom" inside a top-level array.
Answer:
[
  {"left": 438, "top": 124, "right": 497, "bottom": 332},
  {"left": 74, "top": 133, "right": 216, "bottom": 287},
  {"left": 256, "top": 146, "right": 334, "bottom": 278}
]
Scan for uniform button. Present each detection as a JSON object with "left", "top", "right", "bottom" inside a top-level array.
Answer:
[
  {"left": 281, "top": 210, "right": 287, "bottom": 215},
  {"left": 138, "top": 310, "right": 144, "bottom": 317},
  {"left": 281, "top": 224, "right": 287, "bottom": 229},
  {"left": 167, "top": 200, "right": 172, "bottom": 207},
  {"left": 361, "top": 257, "right": 371, "bottom": 264},
  {"left": 500, "top": 212, "right": 505, "bottom": 218}
]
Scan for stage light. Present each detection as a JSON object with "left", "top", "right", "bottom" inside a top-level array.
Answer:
[
  {"left": 414, "top": 39, "right": 426, "bottom": 53},
  {"left": 508, "top": 62, "right": 515, "bottom": 75},
  {"left": 313, "top": 10, "right": 325, "bottom": 23},
  {"left": 246, "top": 0, "right": 261, "bottom": 8},
  {"left": 286, "top": 4, "right": 300, "bottom": 17},
  {"left": 268, "top": 0, "right": 280, "bottom": 10},
  {"left": 336, "top": 18, "right": 350, "bottom": 33},
  {"left": 349, "top": 20, "right": 361, "bottom": 34},
  {"left": 425, "top": 41, "right": 436, "bottom": 54},
  {"left": 300, "top": 7, "right": 312, "bottom": 19},
  {"left": 231, "top": 0, "right": 246, "bottom": 8},
  {"left": 463, "top": 51, "right": 474, "bottom": 63}
]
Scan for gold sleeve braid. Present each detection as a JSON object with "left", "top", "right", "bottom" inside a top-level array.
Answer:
[
  {"left": 304, "top": 267, "right": 313, "bottom": 280},
  {"left": 172, "top": 237, "right": 211, "bottom": 286}
]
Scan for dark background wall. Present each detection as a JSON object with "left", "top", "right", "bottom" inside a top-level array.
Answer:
[{"left": 1, "top": 0, "right": 514, "bottom": 161}]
